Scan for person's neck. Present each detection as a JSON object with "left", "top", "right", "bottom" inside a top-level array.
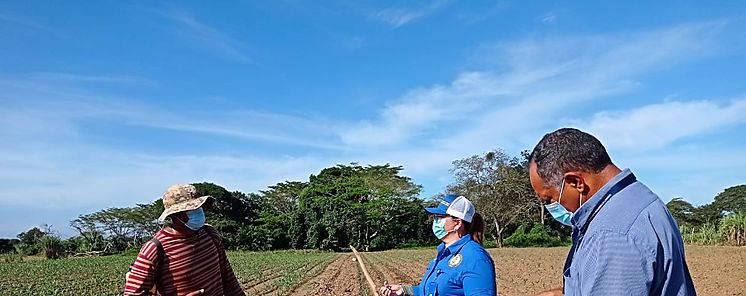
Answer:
[
  {"left": 442, "top": 232, "right": 467, "bottom": 248},
  {"left": 167, "top": 222, "right": 196, "bottom": 237},
  {"left": 585, "top": 164, "right": 623, "bottom": 201}
]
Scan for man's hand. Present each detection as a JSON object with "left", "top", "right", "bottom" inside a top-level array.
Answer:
[{"left": 534, "top": 288, "right": 562, "bottom": 296}]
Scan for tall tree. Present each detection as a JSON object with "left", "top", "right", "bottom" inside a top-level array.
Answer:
[
  {"left": 448, "top": 149, "right": 540, "bottom": 247},
  {"left": 666, "top": 197, "right": 701, "bottom": 227},
  {"left": 713, "top": 184, "right": 746, "bottom": 214},
  {"left": 292, "top": 164, "right": 426, "bottom": 251},
  {"left": 193, "top": 182, "right": 258, "bottom": 249}
]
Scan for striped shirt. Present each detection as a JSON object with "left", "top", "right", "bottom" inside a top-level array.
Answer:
[{"left": 123, "top": 225, "right": 244, "bottom": 296}]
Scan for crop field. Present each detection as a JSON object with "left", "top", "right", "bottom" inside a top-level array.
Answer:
[
  {"left": 0, "top": 246, "right": 743, "bottom": 295},
  {"left": 0, "top": 251, "right": 339, "bottom": 296}
]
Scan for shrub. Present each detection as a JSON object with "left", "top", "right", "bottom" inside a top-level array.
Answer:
[
  {"left": 681, "top": 223, "right": 722, "bottom": 245},
  {"left": 719, "top": 212, "right": 746, "bottom": 246},
  {"left": 2, "top": 252, "right": 23, "bottom": 263},
  {"left": 39, "top": 235, "right": 64, "bottom": 259},
  {"left": 504, "top": 224, "right": 566, "bottom": 247}
]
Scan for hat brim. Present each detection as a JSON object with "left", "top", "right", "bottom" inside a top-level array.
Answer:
[
  {"left": 425, "top": 207, "right": 448, "bottom": 215},
  {"left": 158, "top": 195, "right": 214, "bottom": 221}
]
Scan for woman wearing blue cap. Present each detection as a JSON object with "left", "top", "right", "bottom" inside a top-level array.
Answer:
[{"left": 380, "top": 194, "right": 496, "bottom": 296}]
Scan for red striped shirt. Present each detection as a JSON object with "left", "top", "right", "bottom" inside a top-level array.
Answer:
[{"left": 123, "top": 225, "right": 244, "bottom": 296}]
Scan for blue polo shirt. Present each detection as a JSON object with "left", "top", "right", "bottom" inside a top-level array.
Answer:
[
  {"left": 412, "top": 236, "right": 496, "bottom": 296},
  {"left": 563, "top": 169, "right": 696, "bottom": 295}
]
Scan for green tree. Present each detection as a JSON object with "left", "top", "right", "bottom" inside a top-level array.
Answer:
[
  {"left": 15, "top": 227, "right": 46, "bottom": 255},
  {"left": 71, "top": 201, "right": 161, "bottom": 252},
  {"left": 666, "top": 197, "right": 701, "bottom": 227},
  {"left": 713, "top": 185, "right": 746, "bottom": 214},
  {"left": 448, "top": 149, "right": 540, "bottom": 247},
  {"left": 0, "top": 239, "right": 19, "bottom": 253},
  {"left": 193, "top": 182, "right": 259, "bottom": 249},
  {"left": 293, "top": 164, "right": 426, "bottom": 251}
]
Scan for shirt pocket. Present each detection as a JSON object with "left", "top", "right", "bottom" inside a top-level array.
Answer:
[
  {"left": 563, "top": 265, "right": 578, "bottom": 296},
  {"left": 425, "top": 281, "right": 438, "bottom": 296}
]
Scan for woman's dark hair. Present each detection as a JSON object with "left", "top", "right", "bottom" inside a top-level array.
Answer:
[{"left": 463, "top": 213, "right": 485, "bottom": 245}]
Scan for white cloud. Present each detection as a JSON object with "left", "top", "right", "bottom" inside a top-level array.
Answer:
[
  {"left": 572, "top": 99, "right": 746, "bottom": 151},
  {"left": 540, "top": 13, "right": 557, "bottom": 23},
  {"left": 341, "top": 22, "right": 726, "bottom": 153},
  {"left": 1, "top": 21, "right": 743, "bottom": 236},
  {"left": 371, "top": 0, "right": 450, "bottom": 28},
  {"left": 165, "top": 9, "right": 252, "bottom": 62}
]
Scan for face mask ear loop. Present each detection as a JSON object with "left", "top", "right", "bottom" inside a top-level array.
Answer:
[{"left": 558, "top": 176, "right": 566, "bottom": 204}]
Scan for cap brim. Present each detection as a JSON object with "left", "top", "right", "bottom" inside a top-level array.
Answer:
[
  {"left": 425, "top": 207, "right": 448, "bottom": 215},
  {"left": 158, "top": 195, "right": 213, "bottom": 221}
]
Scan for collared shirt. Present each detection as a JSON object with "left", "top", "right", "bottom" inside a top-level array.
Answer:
[
  {"left": 412, "top": 236, "right": 496, "bottom": 296},
  {"left": 563, "top": 169, "right": 696, "bottom": 296}
]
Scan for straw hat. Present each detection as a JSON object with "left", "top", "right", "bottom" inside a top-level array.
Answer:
[{"left": 157, "top": 184, "right": 214, "bottom": 221}]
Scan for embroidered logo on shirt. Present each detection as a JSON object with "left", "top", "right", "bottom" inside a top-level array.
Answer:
[{"left": 448, "top": 254, "right": 462, "bottom": 267}]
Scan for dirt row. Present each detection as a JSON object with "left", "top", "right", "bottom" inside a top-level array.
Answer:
[
  {"left": 288, "top": 254, "right": 364, "bottom": 296},
  {"left": 257, "top": 246, "right": 745, "bottom": 296}
]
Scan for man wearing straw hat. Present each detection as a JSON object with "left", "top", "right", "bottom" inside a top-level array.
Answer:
[{"left": 124, "top": 184, "right": 245, "bottom": 296}]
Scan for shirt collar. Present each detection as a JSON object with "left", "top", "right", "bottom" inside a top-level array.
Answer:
[
  {"left": 437, "top": 235, "right": 471, "bottom": 255},
  {"left": 571, "top": 168, "right": 633, "bottom": 229}
]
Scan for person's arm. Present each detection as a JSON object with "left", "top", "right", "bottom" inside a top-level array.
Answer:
[
  {"left": 207, "top": 227, "right": 245, "bottom": 296},
  {"left": 123, "top": 241, "right": 159, "bottom": 296},
  {"left": 461, "top": 259, "right": 496, "bottom": 296},
  {"left": 577, "top": 231, "right": 654, "bottom": 295}
]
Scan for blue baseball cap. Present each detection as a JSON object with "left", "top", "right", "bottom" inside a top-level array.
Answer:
[{"left": 425, "top": 194, "right": 475, "bottom": 222}]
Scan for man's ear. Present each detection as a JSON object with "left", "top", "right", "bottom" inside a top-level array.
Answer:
[{"left": 563, "top": 172, "right": 586, "bottom": 195}]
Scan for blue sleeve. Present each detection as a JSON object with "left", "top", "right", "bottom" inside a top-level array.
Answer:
[
  {"left": 411, "top": 259, "right": 435, "bottom": 296},
  {"left": 460, "top": 258, "right": 496, "bottom": 296},
  {"left": 411, "top": 284, "right": 421, "bottom": 296},
  {"left": 577, "top": 231, "right": 654, "bottom": 295}
]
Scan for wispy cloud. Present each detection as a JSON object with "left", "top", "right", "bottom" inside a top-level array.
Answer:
[
  {"left": 540, "top": 12, "right": 557, "bottom": 23},
  {"left": 1, "top": 21, "right": 743, "bottom": 237},
  {"left": 29, "top": 72, "right": 154, "bottom": 85},
  {"left": 371, "top": 0, "right": 450, "bottom": 28},
  {"left": 0, "top": 13, "right": 51, "bottom": 31},
  {"left": 341, "top": 22, "right": 726, "bottom": 152},
  {"left": 571, "top": 99, "right": 746, "bottom": 151},
  {"left": 164, "top": 9, "right": 252, "bottom": 63}
]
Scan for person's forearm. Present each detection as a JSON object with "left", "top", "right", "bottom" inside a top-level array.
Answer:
[{"left": 535, "top": 287, "right": 562, "bottom": 296}]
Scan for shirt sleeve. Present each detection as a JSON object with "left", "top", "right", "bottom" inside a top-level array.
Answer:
[
  {"left": 577, "top": 231, "right": 654, "bottom": 295},
  {"left": 206, "top": 226, "right": 245, "bottom": 296},
  {"left": 411, "top": 259, "right": 436, "bottom": 296},
  {"left": 123, "top": 240, "right": 159, "bottom": 296},
  {"left": 460, "top": 258, "right": 496, "bottom": 296}
]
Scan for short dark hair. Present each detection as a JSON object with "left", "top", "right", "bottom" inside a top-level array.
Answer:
[{"left": 530, "top": 128, "right": 613, "bottom": 188}]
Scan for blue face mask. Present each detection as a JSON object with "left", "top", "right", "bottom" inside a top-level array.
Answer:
[
  {"left": 432, "top": 217, "right": 449, "bottom": 239},
  {"left": 184, "top": 208, "right": 206, "bottom": 231},
  {"left": 544, "top": 178, "right": 584, "bottom": 227}
]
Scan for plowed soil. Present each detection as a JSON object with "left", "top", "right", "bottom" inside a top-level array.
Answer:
[
  {"left": 354, "top": 245, "right": 746, "bottom": 296},
  {"left": 289, "top": 254, "right": 364, "bottom": 296}
]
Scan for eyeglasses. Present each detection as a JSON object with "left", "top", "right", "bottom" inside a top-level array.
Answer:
[{"left": 433, "top": 215, "right": 459, "bottom": 221}]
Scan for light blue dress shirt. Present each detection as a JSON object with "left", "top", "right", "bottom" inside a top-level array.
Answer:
[{"left": 563, "top": 169, "right": 696, "bottom": 295}]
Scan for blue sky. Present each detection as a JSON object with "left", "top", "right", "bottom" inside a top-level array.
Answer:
[{"left": 2, "top": 1, "right": 746, "bottom": 238}]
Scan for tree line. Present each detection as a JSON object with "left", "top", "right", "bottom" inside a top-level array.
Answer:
[
  {"left": 2, "top": 149, "right": 744, "bottom": 260},
  {"left": 665, "top": 185, "right": 746, "bottom": 246}
]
